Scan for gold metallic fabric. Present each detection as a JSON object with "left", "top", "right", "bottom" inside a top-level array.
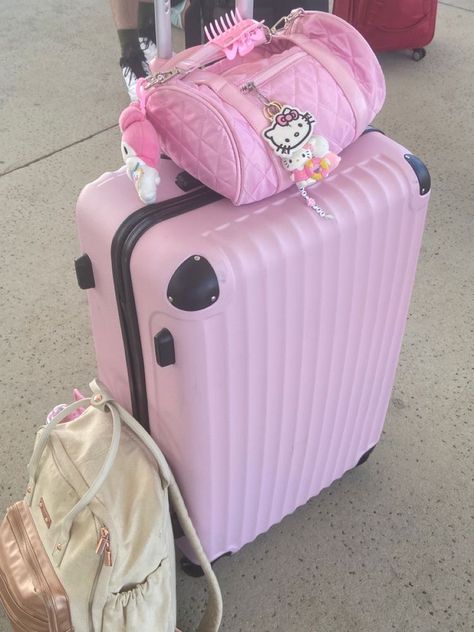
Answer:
[{"left": 0, "top": 501, "right": 73, "bottom": 632}]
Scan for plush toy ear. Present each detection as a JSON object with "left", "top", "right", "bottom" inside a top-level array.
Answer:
[{"left": 119, "top": 103, "right": 145, "bottom": 132}]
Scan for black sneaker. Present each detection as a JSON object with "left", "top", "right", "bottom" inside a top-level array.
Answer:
[{"left": 139, "top": 36, "right": 158, "bottom": 64}]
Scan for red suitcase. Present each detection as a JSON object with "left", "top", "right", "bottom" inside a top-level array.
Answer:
[{"left": 332, "top": 0, "right": 438, "bottom": 60}]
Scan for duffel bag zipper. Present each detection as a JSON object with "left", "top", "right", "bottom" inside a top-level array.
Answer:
[
  {"left": 220, "top": 48, "right": 306, "bottom": 87},
  {"left": 239, "top": 50, "right": 306, "bottom": 103},
  {"left": 8, "top": 504, "right": 61, "bottom": 631},
  {"left": 146, "top": 8, "right": 305, "bottom": 87}
]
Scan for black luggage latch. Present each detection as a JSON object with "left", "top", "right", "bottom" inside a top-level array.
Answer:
[
  {"left": 175, "top": 171, "right": 203, "bottom": 192},
  {"left": 75, "top": 254, "right": 95, "bottom": 289},
  {"left": 154, "top": 329, "right": 176, "bottom": 367}
]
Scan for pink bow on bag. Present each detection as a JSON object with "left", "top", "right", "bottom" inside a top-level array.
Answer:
[{"left": 275, "top": 109, "right": 299, "bottom": 126}]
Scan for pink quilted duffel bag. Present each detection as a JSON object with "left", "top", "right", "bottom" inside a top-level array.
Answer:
[{"left": 124, "top": 9, "right": 385, "bottom": 206}]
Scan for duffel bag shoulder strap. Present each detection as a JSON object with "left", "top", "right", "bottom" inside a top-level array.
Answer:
[{"left": 159, "top": 11, "right": 369, "bottom": 142}]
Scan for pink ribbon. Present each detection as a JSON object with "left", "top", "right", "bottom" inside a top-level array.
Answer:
[{"left": 275, "top": 108, "right": 299, "bottom": 126}]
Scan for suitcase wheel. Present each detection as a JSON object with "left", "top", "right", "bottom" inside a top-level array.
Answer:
[
  {"left": 180, "top": 552, "right": 232, "bottom": 578},
  {"left": 356, "top": 445, "right": 376, "bottom": 467},
  {"left": 180, "top": 557, "right": 205, "bottom": 577},
  {"left": 412, "top": 48, "right": 426, "bottom": 61}
]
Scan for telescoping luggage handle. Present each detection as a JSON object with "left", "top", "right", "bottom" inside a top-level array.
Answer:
[{"left": 154, "top": 0, "right": 255, "bottom": 59}]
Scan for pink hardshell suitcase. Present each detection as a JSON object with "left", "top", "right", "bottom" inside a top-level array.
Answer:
[{"left": 75, "top": 128, "right": 430, "bottom": 565}]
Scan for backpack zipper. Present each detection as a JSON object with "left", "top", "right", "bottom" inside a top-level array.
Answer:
[
  {"left": 88, "top": 522, "right": 112, "bottom": 631},
  {"left": 95, "top": 527, "right": 112, "bottom": 567},
  {"left": 49, "top": 434, "right": 111, "bottom": 631}
]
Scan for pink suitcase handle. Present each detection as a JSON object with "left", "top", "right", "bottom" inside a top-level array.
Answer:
[{"left": 154, "top": 0, "right": 255, "bottom": 59}]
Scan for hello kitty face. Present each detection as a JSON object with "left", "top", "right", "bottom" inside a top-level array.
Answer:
[
  {"left": 282, "top": 147, "right": 312, "bottom": 171},
  {"left": 263, "top": 106, "right": 315, "bottom": 156}
]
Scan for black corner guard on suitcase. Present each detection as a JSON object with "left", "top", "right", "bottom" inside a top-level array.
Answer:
[
  {"left": 75, "top": 254, "right": 95, "bottom": 289},
  {"left": 362, "top": 129, "right": 431, "bottom": 197},
  {"left": 167, "top": 256, "right": 220, "bottom": 311},
  {"left": 362, "top": 126, "right": 385, "bottom": 135},
  {"left": 404, "top": 154, "right": 431, "bottom": 196}
]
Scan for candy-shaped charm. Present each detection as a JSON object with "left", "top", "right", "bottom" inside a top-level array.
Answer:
[{"left": 283, "top": 144, "right": 341, "bottom": 189}]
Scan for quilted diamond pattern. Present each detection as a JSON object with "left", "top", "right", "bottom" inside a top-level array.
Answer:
[
  {"left": 148, "top": 12, "right": 385, "bottom": 205},
  {"left": 149, "top": 88, "right": 238, "bottom": 201},
  {"left": 290, "top": 12, "right": 386, "bottom": 120}
]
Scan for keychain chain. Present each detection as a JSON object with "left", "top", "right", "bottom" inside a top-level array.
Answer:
[
  {"left": 299, "top": 188, "right": 333, "bottom": 220},
  {"left": 241, "top": 82, "right": 283, "bottom": 120}
]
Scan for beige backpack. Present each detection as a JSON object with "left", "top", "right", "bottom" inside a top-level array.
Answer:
[{"left": 0, "top": 380, "right": 222, "bottom": 631}]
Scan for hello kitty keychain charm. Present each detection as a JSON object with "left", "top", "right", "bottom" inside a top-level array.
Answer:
[{"left": 243, "top": 82, "right": 341, "bottom": 219}]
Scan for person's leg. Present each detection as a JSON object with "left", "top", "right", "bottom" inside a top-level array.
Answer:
[
  {"left": 110, "top": 0, "right": 156, "bottom": 100},
  {"left": 110, "top": 0, "right": 140, "bottom": 30}
]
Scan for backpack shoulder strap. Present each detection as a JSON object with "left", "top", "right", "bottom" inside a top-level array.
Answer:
[
  {"left": 168, "top": 477, "right": 223, "bottom": 632},
  {"left": 90, "top": 381, "right": 223, "bottom": 632}
]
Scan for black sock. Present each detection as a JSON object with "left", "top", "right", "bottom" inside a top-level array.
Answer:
[
  {"left": 118, "top": 29, "right": 144, "bottom": 59},
  {"left": 118, "top": 29, "right": 147, "bottom": 77},
  {"left": 138, "top": 2, "right": 156, "bottom": 43}
]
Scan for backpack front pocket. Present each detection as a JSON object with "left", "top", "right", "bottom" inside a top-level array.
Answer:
[{"left": 102, "top": 557, "right": 174, "bottom": 632}]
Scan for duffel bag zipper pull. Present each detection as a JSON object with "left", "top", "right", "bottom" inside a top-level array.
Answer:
[
  {"left": 241, "top": 82, "right": 283, "bottom": 119},
  {"left": 96, "top": 527, "right": 112, "bottom": 566}
]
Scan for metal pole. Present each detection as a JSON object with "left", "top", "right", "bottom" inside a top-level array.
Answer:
[
  {"left": 154, "top": 0, "right": 173, "bottom": 59},
  {"left": 236, "top": 0, "right": 255, "bottom": 18}
]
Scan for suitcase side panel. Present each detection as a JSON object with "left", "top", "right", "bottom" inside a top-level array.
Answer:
[
  {"left": 76, "top": 170, "right": 140, "bottom": 412},
  {"left": 75, "top": 162, "right": 197, "bottom": 414},
  {"left": 128, "top": 133, "right": 429, "bottom": 561}
]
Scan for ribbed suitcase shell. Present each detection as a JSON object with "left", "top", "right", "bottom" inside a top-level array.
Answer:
[
  {"left": 333, "top": 0, "right": 437, "bottom": 53},
  {"left": 76, "top": 131, "right": 429, "bottom": 562}
]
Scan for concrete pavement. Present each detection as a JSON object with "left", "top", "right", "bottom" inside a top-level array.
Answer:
[{"left": 0, "top": 2, "right": 473, "bottom": 630}]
